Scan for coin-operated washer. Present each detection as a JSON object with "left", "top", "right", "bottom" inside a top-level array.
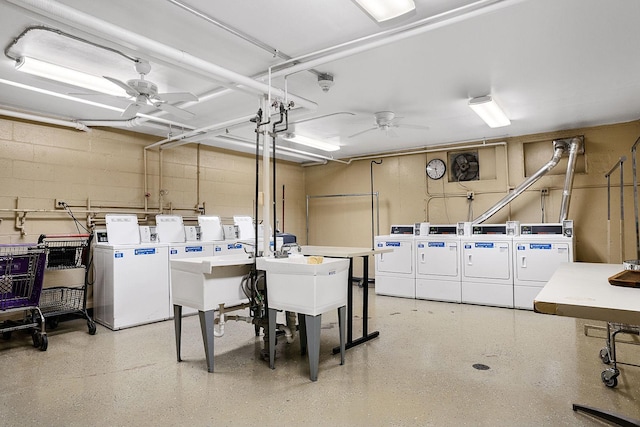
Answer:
[
  {"left": 513, "top": 220, "right": 574, "bottom": 310},
  {"left": 460, "top": 222, "right": 518, "bottom": 308},
  {"left": 233, "top": 215, "right": 283, "bottom": 254},
  {"left": 415, "top": 223, "right": 462, "bottom": 303},
  {"left": 197, "top": 216, "right": 246, "bottom": 256},
  {"left": 93, "top": 214, "right": 170, "bottom": 330},
  {"left": 375, "top": 224, "right": 416, "bottom": 299}
]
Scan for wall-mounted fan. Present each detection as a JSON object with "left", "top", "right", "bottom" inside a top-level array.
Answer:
[
  {"left": 348, "top": 111, "right": 429, "bottom": 138},
  {"left": 103, "top": 60, "right": 198, "bottom": 119},
  {"left": 450, "top": 152, "right": 479, "bottom": 181}
]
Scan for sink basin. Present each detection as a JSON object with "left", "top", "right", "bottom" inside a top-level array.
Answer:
[
  {"left": 170, "top": 254, "right": 253, "bottom": 311},
  {"left": 256, "top": 256, "right": 349, "bottom": 315}
]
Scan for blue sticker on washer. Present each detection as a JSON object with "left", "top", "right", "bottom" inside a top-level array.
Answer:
[
  {"left": 377, "top": 243, "right": 383, "bottom": 247},
  {"left": 215, "top": 246, "right": 222, "bottom": 252},
  {"left": 475, "top": 242, "right": 494, "bottom": 249},
  {"left": 135, "top": 248, "right": 156, "bottom": 255},
  {"left": 417, "top": 243, "right": 424, "bottom": 248},
  {"left": 530, "top": 243, "right": 552, "bottom": 250},
  {"left": 386, "top": 242, "right": 401, "bottom": 247},
  {"left": 517, "top": 245, "right": 525, "bottom": 250},
  {"left": 465, "top": 244, "right": 471, "bottom": 249},
  {"left": 186, "top": 246, "right": 203, "bottom": 252},
  {"left": 428, "top": 242, "right": 445, "bottom": 247},
  {"left": 114, "top": 252, "right": 124, "bottom": 258},
  {"left": 170, "top": 249, "right": 178, "bottom": 255}
]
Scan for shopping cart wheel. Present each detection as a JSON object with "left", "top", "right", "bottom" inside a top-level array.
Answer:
[
  {"left": 87, "top": 320, "right": 97, "bottom": 335},
  {"left": 599, "top": 347, "right": 611, "bottom": 364},
  {"left": 2, "top": 331, "right": 11, "bottom": 340},
  {"left": 39, "top": 335, "right": 48, "bottom": 351},
  {"left": 601, "top": 368, "right": 619, "bottom": 388},
  {"left": 32, "top": 332, "right": 40, "bottom": 348}
]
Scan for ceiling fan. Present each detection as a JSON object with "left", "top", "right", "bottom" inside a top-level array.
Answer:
[
  {"left": 103, "top": 60, "right": 198, "bottom": 119},
  {"left": 348, "top": 111, "right": 429, "bottom": 138}
]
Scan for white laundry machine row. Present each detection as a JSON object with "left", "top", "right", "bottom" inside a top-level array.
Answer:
[
  {"left": 93, "top": 214, "right": 171, "bottom": 330},
  {"left": 513, "top": 221, "right": 574, "bottom": 310},
  {"left": 415, "top": 224, "right": 462, "bottom": 303},
  {"left": 198, "top": 215, "right": 247, "bottom": 256},
  {"left": 460, "top": 222, "right": 518, "bottom": 308},
  {"left": 375, "top": 225, "right": 416, "bottom": 299}
]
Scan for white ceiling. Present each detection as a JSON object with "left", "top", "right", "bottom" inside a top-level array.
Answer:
[{"left": 1, "top": 0, "right": 640, "bottom": 163}]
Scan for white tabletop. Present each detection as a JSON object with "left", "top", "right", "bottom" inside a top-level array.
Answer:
[
  {"left": 301, "top": 245, "right": 393, "bottom": 258},
  {"left": 534, "top": 262, "right": 640, "bottom": 325}
]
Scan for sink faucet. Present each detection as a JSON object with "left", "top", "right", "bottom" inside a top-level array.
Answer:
[{"left": 276, "top": 243, "right": 301, "bottom": 258}]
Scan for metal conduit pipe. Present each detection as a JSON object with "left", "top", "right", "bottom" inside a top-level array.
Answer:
[
  {"left": 7, "top": 0, "right": 317, "bottom": 112},
  {"left": 0, "top": 107, "right": 90, "bottom": 131},
  {"left": 558, "top": 137, "right": 583, "bottom": 222},
  {"left": 472, "top": 141, "right": 567, "bottom": 224}
]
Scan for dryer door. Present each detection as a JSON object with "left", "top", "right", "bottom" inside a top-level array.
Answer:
[
  {"left": 417, "top": 240, "right": 459, "bottom": 277},
  {"left": 515, "top": 242, "right": 571, "bottom": 282},
  {"left": 462, "top": 241, "right": 511, "bottom": 280},
  {"left": 376, "top": 240, "right": 413, "bottom": 274}
]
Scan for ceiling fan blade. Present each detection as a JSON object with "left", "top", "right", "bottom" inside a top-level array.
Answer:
[
  {"left": 104, "top": 76, "right": 138, "bottom": 96},
  {"left": 122, "top": 102, "right": 142, "bottom": 118},
  {"left": 155, "top": 92, "right": 199, "bottom": 103},
  {"left": 154, "top": 102, "right": 195, "bottom": 119},
  {"left": 387, "top": 128, "right": 399, "bottom": 138},
  {"left": 348, "top": 127, "right": 377, "bottom": 138}
]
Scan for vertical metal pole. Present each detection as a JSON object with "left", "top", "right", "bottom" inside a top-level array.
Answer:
[
  {"left": 632, "top": 141, "right": 640, "bottom": 261},
  {"left": 620, "top": 160, "right": 625, "bottom": 262},
  {"left": 306, "top": 195, "right": 310, "bottom": 245},
  {"left": 370, "top": 160, "right": 382, "bottom": 250},
  {"left": 607, "top": 175, "right": 611, "bottom": 263}
]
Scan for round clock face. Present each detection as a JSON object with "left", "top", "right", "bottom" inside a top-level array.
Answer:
[{"left": 426, "top": 158, "right": 446, "bottom": 180}]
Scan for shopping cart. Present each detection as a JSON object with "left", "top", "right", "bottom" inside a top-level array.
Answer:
[
  {"left": 0, "top": 244, "right": 48, "bottom": 350},
  {"left": 37, "top": 234, "right": 96, "bottom": 335},
  {"left": 599, "top": 322, "right": 640, "bottom": 387}
]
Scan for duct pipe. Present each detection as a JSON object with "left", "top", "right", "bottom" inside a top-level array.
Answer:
[
  {"left": 80, "top": 118, "right": 169, "bottom": 131},
  {"left": 7, "top": 0, "right": 317, "bottom": 112},
  {"left": 0, "top": 107, "right": 90, "bottom": 131},
  {"left": 472, "top": 141, "right": 567, "bottom": 224},
  {"left": 558, "top": 137, "right": 582, "bottom": 222}
]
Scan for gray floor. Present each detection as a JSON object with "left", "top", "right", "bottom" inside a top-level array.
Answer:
[{"left": 1, "top": 288, "right": 639, "bottom": 426}]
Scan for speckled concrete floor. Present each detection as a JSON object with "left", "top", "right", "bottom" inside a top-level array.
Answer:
[{"left": 1, "top": 288, "right": 639, "bottom": 426}]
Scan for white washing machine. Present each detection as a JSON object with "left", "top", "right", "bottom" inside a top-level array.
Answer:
[
  {"left": 234, "top": 215, "right": 283, "bottom": 254},
  {"left": 93, "top": 214, "right": 170, "bottom": 330},
  {"left": 461, "top": 222, "right": 518, "bottom": 308},
  {"left": 375, "top": 225, "right": 416, "bottom": 299},
  {"left": 197, "top": 215, "right": 245, "bottom": 256},
  {"left": 415, "top": 224, "right": 462, "bottom": 303},
  {"left": 513, "top": 221, "right": 574, "bottom": 310},
  {"left": 156, "top": 215, "right": 215, "bottom": 316}
]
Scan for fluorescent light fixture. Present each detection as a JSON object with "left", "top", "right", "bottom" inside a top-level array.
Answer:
[
  {"left": 353, "top": 0, "right": 415, "bottom": 22},
  {"left": 468, "top": 95, "right": 511, "bottom": 128},
  {"left": 282, "top": 133, "right": 340, "bottom": 152},
  {"left": 15, "top": 56, "right": 127, "bottom": 97}
]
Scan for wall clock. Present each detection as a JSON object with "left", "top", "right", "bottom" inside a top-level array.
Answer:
[{"left": 426, "top": 158, "right": 446, "bottom": 180}]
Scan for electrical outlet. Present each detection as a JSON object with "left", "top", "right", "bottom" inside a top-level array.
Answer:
[
  {"left": 541, "top": 188, "right": 549, "bottom": 196},
  {"left": 466, "top": 191, "right": 474, "bottom": 200},
  {"left": 56, "top": 199, "right": 66, "bottom": 208}
]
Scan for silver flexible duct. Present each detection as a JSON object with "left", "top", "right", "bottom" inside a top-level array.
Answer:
[
  {"left": 558, "top": 137, "right": 583, "bottom": 221},
  {"left": 472, "top": 141, "right": 567, "bottom": 224}
]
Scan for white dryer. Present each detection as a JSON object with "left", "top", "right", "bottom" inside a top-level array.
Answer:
[
  {"left": 415, "top": 224, "right": 462, "bottom": 303},
  {"left": 93, "top": 214, "right": 170, "bottom": 330},
  {"left": 375, "top": 225, "right": 416, "bottom": 299},
  {"left": 513, "top": 221, "right": 574, "bottom": 310},
  {"left": 461, "top": 222, "right": 518, "bottom": 308}
]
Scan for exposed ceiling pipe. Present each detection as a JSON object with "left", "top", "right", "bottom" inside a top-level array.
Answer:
[
  {"left": 472, "top": 140, "right": 567, "bottom": 224},
  {"left": 6, "top": 0, "right": 318, "bottom": 112},
  {"left": 271, "top": 0, "right": 525, "bottom": 78},
  {"left": 340, "top": 141, "right": 507, "bottom": 165},
  {"left": 80, "top": 118, "right": 169, "bottom": 131},
  {"left": 558, "top": 136, "right": 583, "bottom": 222},
  {"left": 0, "top": 107, "right": 90, "bottom": 131}
]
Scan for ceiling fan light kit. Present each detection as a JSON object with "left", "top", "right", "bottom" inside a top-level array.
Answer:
[
  {"left": 15, "top": 56, "right": 127, "bottom": 97},
  {"left": 468, "top": 95, "right": 511, "bottom": 128}
]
